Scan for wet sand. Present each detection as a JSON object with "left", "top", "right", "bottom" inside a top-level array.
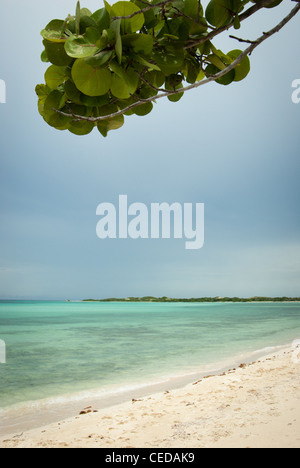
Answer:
[{"left": 1, "top": 344, "right": 299, "bottom": 448}]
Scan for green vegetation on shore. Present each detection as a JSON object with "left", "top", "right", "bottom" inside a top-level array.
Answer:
[{"left": 82, "top": 296, "right": 300, "bottom": 303}]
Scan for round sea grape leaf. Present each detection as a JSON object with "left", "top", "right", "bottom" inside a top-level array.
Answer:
[
  {"left": 227, "top": 49, "right": 250, "bottom": 81},
  {"left": 64, "top": 79, "right": 83, "bottom": 104},
  {"left": 266, "top": 0, "right": 283, "bottom": 8},
  {"left": 184, "top": 0, "right": 203, "bottom": 18},
  {"left": 41, "top": 30, "right": 67, "bottom": 43},
  {"left": 96, "top": 104, "right": 125, "bottom": 137},
  {"left": 71, "top": 59, "right": 112, "bottom": 96},
  {"left": 144, "top": 70, "right": 165, "bottom": 88},
  {"left": 111, "top": 1, "right": 145, "bottom": 34},
  {"left": 68, "top": 119, "right": 95, "bottom": 135},
  {"left": 44, "top": 90, "right": 65, "bottom": 116},
  {"left": 110, "top": 63, "right": 139, "bottom": 99},
  {"left": 41, "top": 49, "right": 49, "bottom": 62},
  {"left": 165, "top": 80, "right": 184, "bottom": 102},
  {"left": 84, "top": 50, "right": 114, "bottom": 67},
  {"left": 205, "top": 0, "right": 232, "bottom": 28},
  {"left": 46, "top": 111, "right": 70, "bottom": 130},
  {"left": 205, "top": 63, "right": 235, "bottom": 85},
  {"left": 36, "top": 84, "right": 51, "bottom": 116},
  {"left": 110, "top": 74, "right": 131, "bottom": 99},
  {"left": 79, "top": 16, "right": 98, "bottom": 34},
  {"left": 91, "top": 8, "right": 111, "bottom": 31},
  {"left": 45, "top": 65, "right": 68, "bottom": 89},
  {"left": 253, "top": 0, "right": 283, "bottom": 7},
  {"left": 80, "top": 8, "right": 92, "bottom": 17},
  {"left": 110, "top": 69, "right": 139, "bottom": 99},
  {"left": 207, "top": 54, "right": 227, "bottom": 71},
  {"left": 35, "top": 84, "right": 51, "bottom": 100},
  {"left": 43, "top": 90, "right": 69, "bottom": 129},
  {"left": 65, "top": 35, "right": 99, "bottom": 59},
  {"left": 43, "top": 39, "right": 73, "bottom": 66},
  {"left": 42, "top": 20, "right": 68, "bottom": 42},
  {"left": 122, "top": 34, "right": 154, "bottom": 56},
  {"left": 80, "top": 93, "right": 110, "bottom": 107},
  {"left": 153, "top": 47, "right": 184, "bottom": 75},
  {"left": 132, "top": 102, "right": 153, "bottom": 116}
]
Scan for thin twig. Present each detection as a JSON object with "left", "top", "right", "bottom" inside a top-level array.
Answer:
[
  {"left": 184, "top": 0, "right": 279, "bottom": 50},
  {"left": 229, "top": 35, "right": 257, "bottom": 44}
]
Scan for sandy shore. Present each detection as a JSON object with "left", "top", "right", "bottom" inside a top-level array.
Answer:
[{"left": 1, "top": 345, "right": 299, "bottom": 448}]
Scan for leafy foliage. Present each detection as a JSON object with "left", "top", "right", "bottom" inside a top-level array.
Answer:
[{"left": 36, "top": 0, "right": 282, "bottom": 137}]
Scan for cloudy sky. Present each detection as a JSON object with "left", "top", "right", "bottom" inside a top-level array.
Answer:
[{"left": 0, "top": 0, "right": 299, "bottom": 299}]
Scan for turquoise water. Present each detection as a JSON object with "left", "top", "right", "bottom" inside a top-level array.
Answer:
[{"left": 0, "top": 301, "right": 300, "bottom": 411}]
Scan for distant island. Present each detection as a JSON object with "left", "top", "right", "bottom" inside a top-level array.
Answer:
[{"left": 82, "top": 296, "right": 300, "bottom": 303}]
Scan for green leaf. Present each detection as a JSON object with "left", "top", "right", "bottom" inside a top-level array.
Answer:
[
  {"left": 69, "top": 119, "right": 95, "bottom": 135},
  {"left": 110, "top": 65, "right": 139, "bottom": 99},
  {"left": 97, "top": 104, "right": 125, "bottom": 137},
  {"left": 227, "top": 49, "right": 250, "bottom": 82},
  {"left": 205, "top": 63, "right": 235, "bottom": 86},
  {"left": 153, "top": 47, "right": 184, "bottom": 75},
  {"left": 111, "top": 1, "right": 145, "bottom": 34},
  {"left": 144, "top": 70, "right": 165, "bottom": 88},
  {"left": 41, "top": 49, "right": 49, "bottom": 63},
  {"left": 71, "top": 59, "right": 112, "bottom": 96},
  {"left": 41, "top": 29, "right": 67, "bottom": 43},
  {"left": 234, "top": 14, "right": 241, "bottom": 30},
  {"left": 84, "top": 50, "right": 114, "bottom": 67},
  {"left": 196, "top": 70, "right": 205, "bottom": 82},
  {"left": 65, "top": 34, "right": 99, "bottom": 59},
  {"left": 184, "top": 0, "right": 203, "bottom": 19},
  {"left": 122, "top": 34, "right": 154, "bottom": 56},
  {"left": 104, "top": 0, "right": 113, "bottom": 16},
  {"left": 79, "top": 16, "right": 98, "bottom": 34},
  {"left": 167, "top": 86, "right": 184, "bottom": 102},
  {"left": 205, "top": 0, "right": 232, "bottom": 28},
  {"left": 80, "top": 8, "right": 92, "bottom": 17},
  {"left": 42, "top": 90, "right": 70, "bottom": 129},
  {"left": 207, "top": 54, "right": 227, "bottom": 71},
  {"left": 132, "top": 102, "right": 153, "bottom": 116},
  {"left": 165, "top": 77, "right": 184, "bottom": 102},
  {"left": 110, "top": 19, "right": 122, "bottom": 63},
  {"left": 36, "top": 84, "right": 51, "bottom": 115},
  {"left": 91, "top": 8, "right": 111, "bottom": 31},
  {"left": 45, "top": 20, "right": 66, "bottom": 33},
  {"left": 76, "top": 1, "right": 81, "bottom": 35},
  {"left": 64, "top": 80, "right": 83, "bottom": 104},
  {"left": 44, "top": 65, "right": 67, "bottom": 89},
  {"left": 43, "top": 39, "right": 73, "bottom": 66},
  {"left": 134, "top": 56, "right": 161, "bottom": 72}
]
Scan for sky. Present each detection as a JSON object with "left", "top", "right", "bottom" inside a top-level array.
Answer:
[{"left": 0, "top": 0, "right": 299, "bottom": 300}]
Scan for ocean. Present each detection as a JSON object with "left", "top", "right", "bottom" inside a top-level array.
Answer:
[{"left": 0, "top": 300, "right": 300, "bottom": 434}]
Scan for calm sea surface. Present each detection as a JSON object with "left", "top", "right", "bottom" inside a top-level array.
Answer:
[{"left": 0, "top": 301, "right": 300, "bottom": 412}]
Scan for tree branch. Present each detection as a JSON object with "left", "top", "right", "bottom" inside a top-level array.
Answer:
[
  {"left": 56, "top": 2, "right": 300, "bottom": 123},
  {"left": 184, "top": 0, "right": 280, "bottom": 50}
]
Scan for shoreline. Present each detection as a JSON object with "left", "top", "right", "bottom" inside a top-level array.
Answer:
[
  {"left": 1, "top": 342, "right": 299, "bottom": 448},
  {"left": 0, "top": 342, "right": 291, "bottom": 437}
]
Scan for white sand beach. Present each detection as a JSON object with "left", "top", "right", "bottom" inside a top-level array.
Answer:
[{"left": 1, "top": 345, "right": 299, "bottom": 449}]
